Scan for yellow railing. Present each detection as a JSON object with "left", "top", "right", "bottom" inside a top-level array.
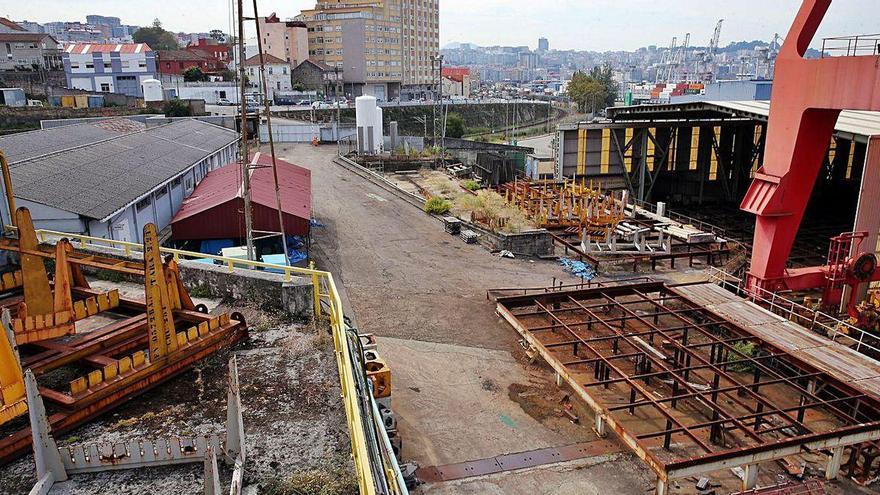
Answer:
[{"left": 25, "top": 228, "right": 391, "bottom": 494}]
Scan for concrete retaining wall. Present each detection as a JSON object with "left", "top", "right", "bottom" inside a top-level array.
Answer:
[{"left": 74, "top": 244, "right": 314, "bottom": 319}]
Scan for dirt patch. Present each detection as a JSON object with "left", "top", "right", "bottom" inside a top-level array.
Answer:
[{"left": 507, "top": 379, "right": 596, "bottom": 441}]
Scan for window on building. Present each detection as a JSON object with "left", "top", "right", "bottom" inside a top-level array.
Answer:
[
  {"left": 85, "top": 62, "right": 94, "bottom": 69},
  {"left": 104, "top": 62, "right": 111, "bottom": 69},
  {"left": 268, "top": 67, "right": 273, "bottom": 75},
  {"left": 219, "top": 90, "right": 227, "bottom": 98},
  {"left": 185, "top": 177, "right": 193, "bottom": 193},
  {"left": 100, "top": 82, "right": 110, "bottom": 92},
  {"left": 156, "top": 185, "right": 168, "bottom": 197},
  {"left": 136, "top": 197, "right": 151, "bottom": 212},
  {"left": 171, "top": 177, "right": 182, "bottom": 187},
  {"left": 138, "top": 60, "right": 146, "bottom": 68}
]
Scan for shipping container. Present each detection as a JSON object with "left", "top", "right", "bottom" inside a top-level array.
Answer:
[
  {"left": 74, "top": 95, "right": 89, "bottom": 108},
  {"left": 87, "top": 95, "right": 104, "bottom": 108},
  {"left": 60, "top": 95, "right": 76, "bottom": 108},
  {"left": 49, "top": 96, "right": 62, "bottom": 107}
]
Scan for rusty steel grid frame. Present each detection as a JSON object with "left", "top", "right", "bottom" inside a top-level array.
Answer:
[{"left": 495, "top": 281, "right": 880, "bottom": 488}]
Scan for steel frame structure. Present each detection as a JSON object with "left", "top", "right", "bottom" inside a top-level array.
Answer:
[{"left": 495, "top": 281, "right": 880, "bottom": 493}]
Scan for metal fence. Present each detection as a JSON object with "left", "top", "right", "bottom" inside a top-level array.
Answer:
[
  {"left": 707, "top": 267, "right": 880, "bottom": 358},
  {"left": 821, "top": 34, "right": 880, "bottom": 57}
]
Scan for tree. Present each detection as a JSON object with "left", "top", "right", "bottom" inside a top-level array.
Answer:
[
  {"left": 163, "top": 99, "right": 191, "bottom": 117},
  {"left": 445, "top": 112, "right": 466, "bottom": 139},
  {"left": 566, "top": 69, "right": 614, "bottom": 114},
  {"left": 183, "top": 66, "right": 206, "bottom": 82},
  {"left": 589, "top": 64, "right": 618, "bottom": 108},
  {"left": 133, "top": 19, "right": 180, "bottom": 51}
]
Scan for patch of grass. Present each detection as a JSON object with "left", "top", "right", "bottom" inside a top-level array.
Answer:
[
  {"left": 461, "top": 179, "right": 481, "bottom": 191},
  {"left": 263, "top": 461, "right": 358, "bottom": 495},
  {"left": 453, "top": 190, "right": 536, "bottom": 234},
  {"left": 424, "top": 197, "right": 452, "bottom": 215},
  {"left": 188, "top": 284, "right": 213, "bottom": 298},
  {"left": 96, "top": 269, "right": 125, "bottom": 283}
]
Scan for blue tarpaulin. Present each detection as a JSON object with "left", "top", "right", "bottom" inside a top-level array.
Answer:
[
  {"left": 559, "top": 258, "right": 597, "bottom": 280},
  {"left": 200, "top": 239, "right": 235, "bottom": 256}
]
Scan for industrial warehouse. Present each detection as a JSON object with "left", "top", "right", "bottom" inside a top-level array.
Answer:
[{"left": 0, "top": 0, "right": 880, "bottom": 495}]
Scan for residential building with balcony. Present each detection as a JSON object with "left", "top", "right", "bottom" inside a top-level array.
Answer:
[
  {"left": 243, "top": 53, "right": 292, "bottom": 98},
  {"left": 0, "top": 32, "right": 63, "bottom": 71},
  {"left": 295, "top": 0, "right": 438, "bottom": 101}
]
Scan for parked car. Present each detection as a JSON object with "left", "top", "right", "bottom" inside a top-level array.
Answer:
[
  {"left": 295, "top": 99, "right": 311, "bottom": 106},
  {"left": 217, "top": 98, "right": 231, "bottom": 105}
]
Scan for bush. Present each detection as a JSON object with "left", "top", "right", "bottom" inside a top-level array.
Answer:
[
  {"left": 445, "top": 112, "right": 465, "bottom": 138},
  {"left": 728, "top": 340, "right": 758, "bottom": 373},
  {"left": 163, "top": 99, "right": 191, "bottom": 117},
  {"left": 461, "top": 179, "right": 481, "bottom": 191},
  {"left": 424, "top": 197, "right": 452, "bottom": 215}
]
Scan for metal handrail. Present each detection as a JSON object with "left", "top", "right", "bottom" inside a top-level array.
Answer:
[
  {"left": 21, "top": 227, "right": 404, "bottom": 495},
  {"left": 706, "top": 267, "right": 880, "bottom": 358},
  {"left": 821, "top": 34, "right": 880, "bottom": 57}
]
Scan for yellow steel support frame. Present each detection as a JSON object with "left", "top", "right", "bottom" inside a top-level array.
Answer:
[
  {"left": 0, "top": 315, "right": 26, "bottom": 425},
  {"left": 600, "top": 129, "right": 611, "bottom": 175},
  {"left": 624, "top": 128, "right": 634, "bottom": 172},
  {"left": 711, "top": 126, "right": 721, "bottom": 180},
  {"left": 846, "top": 136, "right": 856, "bottom": 179},
  {"left": 647, "top": 128, "right": 656, "bottom": 171},
  {"left": 577, "top": 128, "right": 587, "bottom": 176},
  {"left": 1, "top": 226, "right": 397, "bottom": 494},
  {"left": 690, "top": 127, "right": 700, "bottom": 170}
]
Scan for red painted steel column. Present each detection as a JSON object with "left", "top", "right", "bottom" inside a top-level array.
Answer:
[{"left": 741, "top": 0, "right": 880, "bottom": 292}]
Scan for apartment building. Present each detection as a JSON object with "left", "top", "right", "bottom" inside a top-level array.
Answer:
[
  {"left": 243, "top": 53, "right": 292, "bottom": 97},
  {"left": 257, "top": 13, "right": 309, "bottom": 68},
  {"left": 0, "top": 32, "right": 63, "bottom": 71},
  {"left": 63, "top": 43, "right": 157, "bottom": 97},
  {"left": 296, "top": 0, "right": 438, "bottom": 101}
]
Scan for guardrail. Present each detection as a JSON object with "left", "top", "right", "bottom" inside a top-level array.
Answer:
[
  {"left": 821, "top": 34, "right": 880, "bottom": 57},
  {"left": 707, "top": 267, "right": 880, "bottom": 358},
  {"left": 25, "top": 227, "right": 406, "bottom": 495},
  {"left": 632, "top": 199, "right": 729, "bottom": 238}
]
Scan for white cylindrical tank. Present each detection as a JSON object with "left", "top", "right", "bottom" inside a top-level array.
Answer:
[
  {"left": 355, "top": 95, "right": 378, "bottom": 154},
  {"left": 374, "top": 106, "right": 383, "bottom": 153},
  {"left": 141, "top": 78, "right": 163, "bottom": 102}
]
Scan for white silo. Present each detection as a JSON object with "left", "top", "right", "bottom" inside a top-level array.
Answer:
[
  {"left": 374, "top": 106, "right": 384, "bottom": 153},
  {"left": 141, "top": 78, "right": 163, "bottom": 103},
  {"left": 355, "top": 95, "right": 378, "bottom": 154}
]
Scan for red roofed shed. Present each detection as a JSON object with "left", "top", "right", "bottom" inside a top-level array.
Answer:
[{"left": 171, "top": 153, "right": 311, "bottom": 240}]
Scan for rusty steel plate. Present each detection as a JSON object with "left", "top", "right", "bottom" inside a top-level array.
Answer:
[{"left": 416, "top": 439, "right": 622, "bottom": 483}]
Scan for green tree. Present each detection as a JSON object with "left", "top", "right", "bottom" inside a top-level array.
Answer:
[
  {"left": 163, "top": 99, "right": 191, "bottom": 117},
  {"left": 566, "top": 71, "right": 608, "bottom": 114},
  {"left": 183, "top": 66, "right": 205, "bottom": 82},
  {"left": 445, "top": 112, "right": 465, "bottom": 139},
  {"left": 589, "top": 64, "right": 619, "bottom": 108},
  {"left": 133, "top": 19, "right": 180, "bottom": 51}
]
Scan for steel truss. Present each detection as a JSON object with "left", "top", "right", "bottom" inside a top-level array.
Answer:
[{"left": 495, "top": 281, "right": 880, "bottom": 493}]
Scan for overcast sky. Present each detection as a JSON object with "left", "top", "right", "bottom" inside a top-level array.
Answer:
[{"left": 3, "top": 0, "right": 874, "bottom": 51}]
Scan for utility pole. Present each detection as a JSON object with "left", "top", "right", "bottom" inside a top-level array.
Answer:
[
  {"left": 236, "top": 0, "right": 254, "bottom": 261},
  {"left": 334, "top": 65, "right": 341, "bottom": 139},
  {"left": 252, "top": 0, "right": 290, "bottom": 266}
]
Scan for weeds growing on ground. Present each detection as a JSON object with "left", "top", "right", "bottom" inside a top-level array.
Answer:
[
  {"left": 424, "top": 197, "right": 452, "bottom": 215},
  {"left": 453, "top": 190, "right": 535, "bottom": 234},
  {"left": 263, "top": 460, "right": 358, "bottom": 495}
]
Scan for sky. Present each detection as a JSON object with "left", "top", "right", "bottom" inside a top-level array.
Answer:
[{"left": 3, "top": 0, "right": 875, "bottom": 52}]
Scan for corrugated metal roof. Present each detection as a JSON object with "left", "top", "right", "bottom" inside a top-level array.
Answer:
[
  {"left": 707, "top": 100, "right": 880, "bottom": 137},
  {"left": 0, "top": 118, "right": 145, "bottom": 164},
  {"left": 64, "top": 43, "right": 152, "bottom": 54},
  {"left": 173, "top": 152, "right": 311, "bottom": 223},
  {"left": 7, "top": 119, "right": 236, "bottom": 220}
]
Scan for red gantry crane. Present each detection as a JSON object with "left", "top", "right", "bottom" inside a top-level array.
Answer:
[{"left": 741, "top": 0, "right": 880, "bottom": 315}]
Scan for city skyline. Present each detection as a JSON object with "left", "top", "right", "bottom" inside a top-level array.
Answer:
[{"left": 4, "top": 0, "right": 876, "bottom": 52}]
